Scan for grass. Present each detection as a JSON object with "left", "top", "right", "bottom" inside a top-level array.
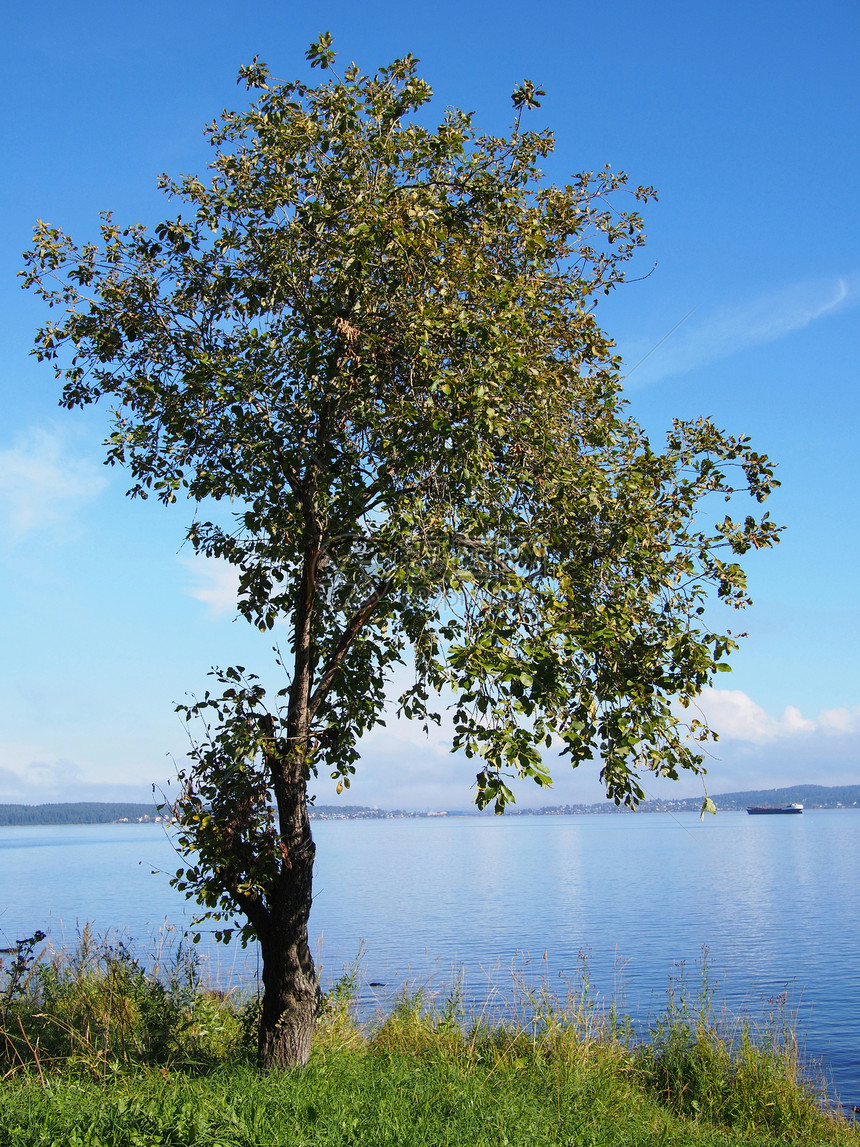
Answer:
[{"left": 0, "top": 929, "right": 855, "bottom": 1146}]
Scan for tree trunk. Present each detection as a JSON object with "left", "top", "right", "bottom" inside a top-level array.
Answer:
[
  {"left": 257, "top": 779, "right": 318, "bottom": 1070},
  {"left": 255, "top": 523, "right": 322, "bottom": 1070}
]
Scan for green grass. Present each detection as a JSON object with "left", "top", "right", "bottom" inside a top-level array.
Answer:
[{"left": 0, "top": 930, "right": 855, "bottom": 1146}]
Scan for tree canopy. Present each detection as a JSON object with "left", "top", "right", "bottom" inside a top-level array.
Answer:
[{"left": 21, "top": 36, "right": 780, "bottom": 1066}]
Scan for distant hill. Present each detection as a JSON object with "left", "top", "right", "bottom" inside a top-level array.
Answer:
[
  {"left": 0, "top": 803, "right": 161, "bottom": 826},
  {"left": 646, "top": 784, "right": 860, "bottom": 813},
  {"left": 517, "top": 784, "right": 860, "bottom": 815}
]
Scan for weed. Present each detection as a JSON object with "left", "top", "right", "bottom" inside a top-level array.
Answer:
[
  {"left": 0, "top": 930, "right": 853, "bottom": 1145},
  {"left": 0, "top": 925, "right": 244, "bottom": 1077},
  {"left": 637, "top": 949, "right": 825, "bottom": 1137}
]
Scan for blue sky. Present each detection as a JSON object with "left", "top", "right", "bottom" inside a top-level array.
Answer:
[{"left": 1, "top": 0, "right": 858, "bottom": 809}]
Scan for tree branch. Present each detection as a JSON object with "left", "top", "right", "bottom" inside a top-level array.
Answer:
[
  {"left": 223, "top": 878, "right": 270, "bottom": 935},
  {"left": 308, "top": 574, "right": 395, "bottom": 719}
]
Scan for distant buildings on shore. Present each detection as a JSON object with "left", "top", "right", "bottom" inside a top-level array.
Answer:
[{"left": 113, "top": 814, "right": 171, "bottom": 823}]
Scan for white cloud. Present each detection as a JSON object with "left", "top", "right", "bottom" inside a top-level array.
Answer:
[
  {"left": 0, "top": 428, "right": 106, "bottom": 540},
  {"left": 25, "top": 757, "right": 84, "bottom": 788},
  {"left": 818, "top": 706, "right": 860, "bottom": 735},
  {"left": 624, "top": 272, "right": 860, "bottom": 386},
  {"left": 0, "top": 741, "right": 157, "bottom": 804},
  {"left": 180, "top": 554, "right": 241, "bottom": 616},
  {"left": 694, "top": 688, "right": 860, "bottom": 744}
]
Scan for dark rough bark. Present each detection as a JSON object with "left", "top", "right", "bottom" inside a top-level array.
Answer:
[{"left": 257, "top": 774, "right": 318, "bottom": 1070}]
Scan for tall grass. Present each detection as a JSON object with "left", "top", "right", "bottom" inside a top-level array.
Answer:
[
  {"left": 0, "top": 929, "right": 854, "bottom": 1145},
  {"left": 638, "top": 951, "right": 821, "bottom": 1138},
  {"left": 0, "top": 924, "right": 248, "bottom": 1077}
]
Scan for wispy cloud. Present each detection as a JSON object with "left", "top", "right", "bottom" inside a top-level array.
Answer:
[
  {"left": 0, "top": 758, "right": 155, "bottom": 804},
  {"left": 0, "top": 747, "right": 84, "bottom": 802},
  {"left": 180, "top": 554, "right": 240, "bottom": 616},
  {"left": 623, "top": 272, "right": 860, "bottom": 386},
  {"left": 0, "top": 428, "right": 107, "bottom": 541},
  {"left": 694, "top": 688, "right": 860, "bottom": 744}
]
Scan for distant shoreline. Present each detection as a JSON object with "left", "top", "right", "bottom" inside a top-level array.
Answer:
[
  {"left": 0, "top": 802, "right": 169, "bottom": 827},
  {"left": 1, "top": 784, "right": 858, "bottom": 825}
]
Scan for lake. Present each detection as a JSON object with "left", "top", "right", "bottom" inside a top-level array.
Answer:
[{"left": 1, "top": 810, "right": 857, "bottom": 1104}]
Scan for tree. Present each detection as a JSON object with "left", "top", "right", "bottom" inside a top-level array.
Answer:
[{"left": 21, "top": 36, "right": 780, "bottom": 1069}]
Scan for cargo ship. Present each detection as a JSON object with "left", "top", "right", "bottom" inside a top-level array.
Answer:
[{"left": 746, "top": 803, "right": 803, "bottom": 815}]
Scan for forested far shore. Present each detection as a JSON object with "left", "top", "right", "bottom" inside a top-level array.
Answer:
[
  {"left": 1, "top": 784, "right": 859, "bottom": 825},
  {"left": 0, "top": 803, "right": 163, "bottom": 826}
]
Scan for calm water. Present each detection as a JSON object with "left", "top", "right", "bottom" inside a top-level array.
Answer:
[{"left": 1, "top": 810, "right": 857, "bottom": 1102}]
